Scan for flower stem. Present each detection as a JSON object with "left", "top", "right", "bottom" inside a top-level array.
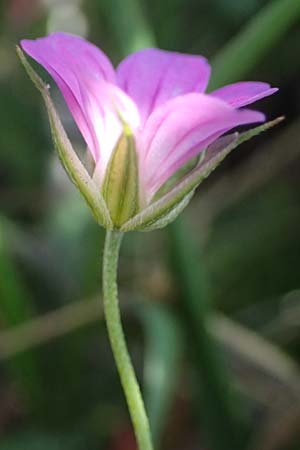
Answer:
[{"left": 102, "top": 230, "right": 154, "bottom": 450}]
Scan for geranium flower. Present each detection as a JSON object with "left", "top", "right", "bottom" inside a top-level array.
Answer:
[{"left": 18, "top": 33, "right": 279, "bottom": 230}]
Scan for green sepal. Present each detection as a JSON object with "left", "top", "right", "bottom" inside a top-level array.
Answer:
[
  {"left": 138, "top": 191, "right": 195, "bottom": 232},
  {"left": 102, "top": 133, "right": 139, "bottom": 228},
  {"left": 17, "top": 46, "right": 113, "bottom": 229},
  {"left": 121, "top": 117, "right": 284, "bottom": 232}
]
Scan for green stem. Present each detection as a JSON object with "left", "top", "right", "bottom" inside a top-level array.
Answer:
[{"left": 102, "top": 230, "right": 154, "bottom": 450}]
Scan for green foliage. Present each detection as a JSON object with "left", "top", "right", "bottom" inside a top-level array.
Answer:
[
  {"left": 206, "top": 184, "right": 300, "bottom": 312},
  {"left": 141, "top": 303, "right": 183, "bottom": 446},
  {"left": 0, "top": 431, "right": 87, "bottom": 450},
  {"left": 0, "top": 220, "right": 41, "bottom": 409},
  {"left": 209, "top": 0, "right": 300, "bottom": 89}
]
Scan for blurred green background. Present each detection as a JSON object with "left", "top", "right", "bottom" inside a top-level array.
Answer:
[{"left": 0, "top": 0, "right": 300, "bottom": 449}]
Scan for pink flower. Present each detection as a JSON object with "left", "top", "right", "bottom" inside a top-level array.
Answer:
[{"left": 19, "top": 33, "right": 278, "bottom": 230}]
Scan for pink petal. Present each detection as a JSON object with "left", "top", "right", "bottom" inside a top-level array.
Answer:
[
  {"left": 139, "top": 93, "right": 265, "bottom": 202},
  {"left": 210, "top": 82, "right": 278, "bottom": 108},
  {"left": 21, "top": 32, "right": 124, "bottom": 165},
  {"left": 117, "top": 48, "right": 211, "bottom": 125}
]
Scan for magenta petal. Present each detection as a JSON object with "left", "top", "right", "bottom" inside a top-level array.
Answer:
[
  {"left": 21, "top": 32, "right": 118, "bottom": 163},
  {"left": 117, "top": 48, "right": 211, "bottom": 125},
  {"left": 139, "top": 93, "right": 265, "bottom": 201},
  {"left": 210, "top": 81, "right": 278, "bottom": 108}
]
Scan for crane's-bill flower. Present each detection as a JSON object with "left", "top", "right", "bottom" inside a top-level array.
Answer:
[{"left": 18, "top": 33, "right": 281, "bottom": 231}]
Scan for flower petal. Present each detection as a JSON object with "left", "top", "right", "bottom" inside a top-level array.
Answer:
[
  {"left": 210, "top": 81, "right": 278, "bottom": 108},
  {"left": 139, "top": 93, "right": 265, "bottom": 202},
  {"left": 21, "top": 32, "right": 123, "bottom": 164},
  {"left": 83, "top": 80, "right": 140, "bottom": 179},
  {"left": 17, "top": 46, "right": 113, "bottom": 228},
  {"left": 117, "top": 48, "right": 211, "bottom": 125}
]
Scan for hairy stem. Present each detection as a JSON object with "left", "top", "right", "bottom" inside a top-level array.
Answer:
[{"left": 102, "top": 230, "right": 154, "bottom": 450}]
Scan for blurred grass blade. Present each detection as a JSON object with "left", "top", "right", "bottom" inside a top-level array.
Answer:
[
  {"left": 209, "top": 0, "right": 300, "bottom": 89},
  {"left": 168, "top": 222, "right": 249, "bottom": 450},
  {"left": 0, "top": 219, "right": 41, "bottom": 408},
  {"left": 0, "top": 431, "right": 86, "bottom": 450},
  {"left": 100, "top": 0, "right": 155, "bottom": 54},
  {"left": 140, "top": 303, "right": 183, "bottom": 447}
]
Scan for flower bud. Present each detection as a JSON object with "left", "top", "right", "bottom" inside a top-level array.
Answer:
[{"left": 102, "top": 132, "right": 139, "bottom": 228}]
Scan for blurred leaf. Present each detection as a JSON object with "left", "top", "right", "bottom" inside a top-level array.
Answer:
[
  {"left": 213, "top": 313, "right": 300, "bottom": 401},
  {"left": 206, "top": 184, "right": 300, "bottom": 312},
  {"left": 169, "top": 219, "right": 250, "bottom": 450},
  {"left": 212, "top": 314, "right": 300, "bottom": 450},
  {"left": 0, "top": 221, "right": 34, "bottom": 325},
  {"left": 0, "top": 80, "right": 48, "bottom": 189},
  {"left": 141, "top": 303, "right": 183, "bottom": 446},
  {"left": 0, "top": 218, "right": 41, "bottom": 408},
  {"left": 209, "top": 0, "right": 300, "bottom": 89},
  {"left": 0, "top": 431, "right": 87, "bottom": 450},
  {"left": 99, "top": 0, "right": 155, "bottom": 55},
  {"left": 45, "top": 188, "right": 99, "bottom": 298}
]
